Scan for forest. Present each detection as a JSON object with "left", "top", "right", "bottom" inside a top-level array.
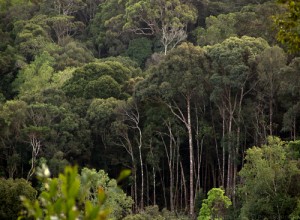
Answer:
[{"left": 0, "top": 0, "right": 300, "bottom": 219}]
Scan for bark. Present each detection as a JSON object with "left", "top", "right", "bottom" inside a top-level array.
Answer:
[
  {"left": 180, "top": 161, "right": 188, "bottom": 212},
  {"left": 27, "top": 134, "right": 41, "bottom": 181},
  {"left": 187, "top": 98, "right": 194, "bottom": 216},
  {"left": 166, "top": 95, "right": 194, "bottom": 216}
]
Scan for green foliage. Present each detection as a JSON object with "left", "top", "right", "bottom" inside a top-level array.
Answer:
[
  {"left": 238, "top": 137, "right": 300, "bottom": 219},
  {"left": 19, "top": 165, "right": 109, "bottom": 220},
  {"left": 0, "top": 100, "right": 28, "bottom": 178},
  {"left": 198, "top": 188, "right": 231, "bottom": 220},
  {"left": 123, "top": 0, "right": 197, "bottom": 54},
  {"left": 274, "top": 0, "right": 300, "bottom": 52},
  {"left": 13, "top": 52, "right": 54, "bottom": 97},
  {"left": 47, "top": 15, "right": 85, "bottom": 45},
  {"left": 13, "top": 15, "right": 52, "bottom": 61},
  {"left": 235, "top": 2, "right": 281, "bottom": 44},
  {"left": 206, "top": 36, "right": 269, "bottom": 106},
  {"left": 84, "top": 75, "right": 121, "bottom": 99},
  {"left": 195, "top": 13, "right": 237, "bottom": 46},
  {"left": 80, "top": 168, "right": 133, "bottom": 219},
  {"left": 0, "top": 45, "right": 25, "bottom": 99},
  {"left": 124, "top": 205, "right": 189, "bottom": 220},
  {"left": 63, "top": 60, "right": 138, "bottom": 99},
  {"left": 50, "top": 40, "right": 94, "bottom": 71},
  {"left": 86, "top": 97, "right": 122, "bottom": 130},
  {"left": 0, "top": 178, "right": 36, "bottom": 219},
  {"left": 125, "top": 37, "right": 153, "bottom": 67},
  {"left": 137, "top": 42, "right": 209, "bottom": 102},
  {"left": 88, "top": 0, "right": 129, "bottom": 56}
]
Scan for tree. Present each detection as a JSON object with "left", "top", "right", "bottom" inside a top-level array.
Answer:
[
  {"left": 125, "top": 37, "right": 153, "bottom": 67},
  {"left": 13, "top": 52, "right": 54, "bottom": 98},
  {"left": 198, "top": 188, "right": 231, "bottom": 220},
  {"left": 63, "top": 60, "right": 138, "bottom": 99},
  {"left": 279, "top": 57, "right": 300, "bottom": 140},
  {"left": 50, "top": 40, "right": 94, "bottom": 71},
  {"left": 20, "top": 165, "right": 109, "bottom": 220},
  {"left": 86, "top": 97, "right": 123, "bottom": 168},
  {"left": 41, "top": 0, "right": 86, "bottom": 16},
  {"left": 112, "top": 99, "right": 145, "bottom": 211},
  {"left": 13, "top": 15, "right": 52, "bottom": 61},
  {"left": 0, "top": 100, "right": 28, "bottom": 178},
  {"left": 206, "top": 36, "right": 269, "bottom": 198},
  {"left": 137, "top": 42, "right": 209, "bottom": 216},
  {"left": 239, "top": 137, "right": 300, "bottom": 220},
  {"left": 47, "top": 15, "right": 85, "bottom": 45},
  {"left": 88, "top": 0, "right": 130, "bottom": 57},
  {"left": 274, "top": 0, "right": 300, "bottom": 52},
  {"left": 194, "top": 13, "right": 237, "bottom": 46},
  {"left": 0, "top": 178, "right": 36, "bottom": 219},
  {"left": 80, "top": 168, "right": 133, "bottom": 219},
  {"left": 123, "top": 0, "right": 197, "bottom": 55},
  {"left": 256, "top": 46, "right": 287, "bottom": 136}
]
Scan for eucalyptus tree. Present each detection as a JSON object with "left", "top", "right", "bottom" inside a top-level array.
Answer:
[
  {"left": 123, "top": 0, "right": 197, "bottom": 55},
  {"left": 13, "top": 15, "right": 52, "bottom": 61},
  {"left": 86, "top": 97, "right": 123, "bottom": 168},
  {"left": 256, "top": 46, "right": 287, "bottom": 136},
  {"left": 279, "top": 57, "right": 300, "bottom": 140},
  {"left": 239, "top": 137, "right": 300, "bottom": 220},
  {"left": 63, "top": 60, "right": 134, "bottom": 99},
  {"left": 88, "top": 0, "right": 130, "bottom": 56},
  {"left": 13, "top": 52, "right": 54, "bottom": 98},
  {"left": 137, "top": 42, "right": 209, "bottom": 216},
  {"left": 111, "top": 100, "right": 140, "bottom": 211},
  {"left": 274, "top": 0, "right": 300, "bottom": 52},
  {"left": 206, "top": 36, "right": 269, "bottom": 198},
  {"left": 142, "top": 102, "right": 185, "bottom": 211},
  {"left": 195, "top": 13, "right": 237, "bottom": 46},
  {"left": 0, "top": 100, "right": 27, "bottom": 178}
]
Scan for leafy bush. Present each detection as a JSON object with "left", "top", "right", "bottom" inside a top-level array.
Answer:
[
  {"left": 19, "top": 165, "right": 132, "bottom": 220},
  {"left": 123, "top": 205, "right": 189, "bottom": 220},
  {"left": 198, "top": 188, "right": 231, "bottom": 220},
  {"left": 0, "top": 178, "right": 36, "bottom": 219}
]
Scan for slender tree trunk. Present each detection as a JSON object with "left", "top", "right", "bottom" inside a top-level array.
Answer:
[
  {"left": 138, "top": 137, "right": 144, "bottom": 210},
  {"left": 153, "top": 166, "right": 156, "bottom": 205},
  {"left": 227, "top": 111, "right": 233, "bottom": 197},
  {"left": 180, "top": 161, "right": 188, "bottom": 213},
  {"left": 210, "top": 103, "right": 222, "bottom": 187},
  {"left": 270, "top": 98, "right": 273, "bottom": 136},
  {"left": 27, "top": 134, "right": 41, "bottom": 181},
  {"left": 195, "top": 108, "right": 203, "bottom": 203},
  {"left": 174, "top": 136, "right": 180, "bottom": 211},
  {"left": 222, "top": 108, "right": 226, "bottom": 188},
  {"left": 187, "top": 98, "right": 194, "bottom": 216},
  {"left": 149, "top": 141, "right": 157, "bottom": 206},
  {"left": 166, "top": 96, "right": 194, "bottom": 214},
  {"left": 159, "top": 169, "right": 167, "bottom": 208},
  {"left": 133, "top": 165, "right": 138, "bottom": 212},
  {"left": 146, "top": 165, "right": 149, "bottom": 206},
  {"left": 293, "top": 117, "right": 296, "bottom": 141}
]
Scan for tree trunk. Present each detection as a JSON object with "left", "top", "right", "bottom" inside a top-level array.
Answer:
[
  {"left": 153, "top": 166, "right": 156, "bottom": 205},
  {"left": 180, "top": 161, "right": 188, "bottom": 212},
  {"left": 187, "top": 98, "right": 194, "bottom": 216},
  {"left": 138, "top": 130, "right": 144, "bottom": 210}
]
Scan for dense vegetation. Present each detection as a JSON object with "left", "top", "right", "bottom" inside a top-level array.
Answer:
[{"left": 0, "top": 0, "right": 300, "bottom": 219}]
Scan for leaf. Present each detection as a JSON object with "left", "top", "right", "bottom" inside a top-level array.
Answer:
[{"left": 116, "top": 169, "right": 132, "bottom": 183}]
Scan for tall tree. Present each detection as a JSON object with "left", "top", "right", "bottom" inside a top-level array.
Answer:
[
  {"left": 239, "top": 137, "right": 300, "bottom": 220},
  {"left": 256, "top": 46, "right": 287, "bottom": 136},
  {"left": 123, "top": 0, "right": 197, "bottom": 54},
  {"left": 206, "top": 36, "right": 269, "bottom": 199},
  {"left": 137, "top": 42, "right": 209, "bottom": 216},
  {"left": 274, "top": 0, "right": 300, "bottom": 52}
]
